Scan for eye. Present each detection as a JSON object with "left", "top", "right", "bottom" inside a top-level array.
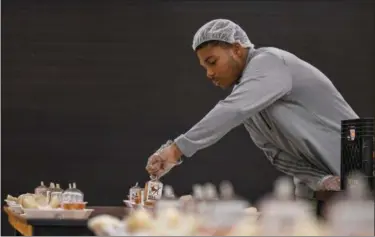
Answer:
[{"left": 207, "top": 60, "right": 216, "bottom": 66}]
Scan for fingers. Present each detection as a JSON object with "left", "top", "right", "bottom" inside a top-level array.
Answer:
[
  {"left": 322, "top": 176, "right": 341, "bottom": 191},
  {"left": 146, "top": 153, "right": 167, "bottom": 176}
]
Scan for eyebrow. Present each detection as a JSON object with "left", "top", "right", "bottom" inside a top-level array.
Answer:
[{"left": 204, "top": 56, "right": 215, "bottom": 63}]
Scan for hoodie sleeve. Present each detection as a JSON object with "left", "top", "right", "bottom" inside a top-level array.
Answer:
[{"left": 174, "top": 52, "right": 292, "bottom": 157}]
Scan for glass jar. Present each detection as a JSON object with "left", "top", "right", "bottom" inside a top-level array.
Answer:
[
  {"left": 326, "top": 173, "right": 374, "bottom": 236},
  {"left": 70, "top": 182, "right": 84, "bottom": 203},
  {"left": 144, "top": 179, "right": 163, "bottom": 207},
  {"left": 61, "top": 182, "right": 85, "bottom": 210},
  {"left": 34, "top": 181, "right": 48, "bottom": 197},
  {"left": 129, "top": 182, "right": 142, "bottom": 204},
  {"left": 50, "top": 183, "right": 64, "bottom": 203}
]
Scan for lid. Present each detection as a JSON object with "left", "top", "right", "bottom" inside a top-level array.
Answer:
[
  {"left": 328, "top": 172, "right": 374, "bottom": 222},
  {"left": 35, "top": 181, "right": 48, "bottom": 194},
  {"left": 71, "top": 182, "right": 83, "bottom": 193},
  {"left": 273, "top": 176, "right": 294, "bottom": 201},
  {"left": 202, "top": 183, "right": 218, "bottom": 201},
  {"left": 38, "top": 181, "right": 46, "bottom": 188},
  {"left": 55, "top": 184, "right": 64, "bottom": 192},
  {"left": 130, "top": 182, "right": 141, "bottom": 190},
  {"left": 258, "top": 176, "right": 313, "bottom": 235},
  {"left": 192, "top": 184, "right": 204, "bottom": 200},
  {"left": 162, "top": 185, "right": 176, "bottom": 199}
]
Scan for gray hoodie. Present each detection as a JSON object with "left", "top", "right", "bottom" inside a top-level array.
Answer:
[{"left": 174, "top": 47, "right": 358, "bottom": 198}]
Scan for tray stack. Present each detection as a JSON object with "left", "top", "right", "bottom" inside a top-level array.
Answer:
[{"left": 341, "top": 118, "right": 374, "bottom": 191}]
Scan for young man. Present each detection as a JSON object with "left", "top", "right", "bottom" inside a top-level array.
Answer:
[{"left": 146, "top": 19, "right": 359, "bottom": 198}]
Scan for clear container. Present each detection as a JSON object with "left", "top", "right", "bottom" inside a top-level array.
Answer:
[
  {"left": 155, "top": 185, "right": 180, "bottom": 215},
  {"left": 129, "top": 182, "right": 142, "bottom": 204},
  {"left": 200, "top": 182, "right": 249, "bottom": 235},
  {"left": 34, "top": 181, "right": 48, "bottom": 197},
  {"left": 50, "top": 183, "right": 64, "bottom": 203},
  {"left": 326, "top": 173, "right": 375, "bottom": 235},
  {"left": 46, "top": 182, "right": 56, "bottom": 203},
  {"left": 258, "top": 176, "right": 317, "bottom": 236},
  {"left": 144, "top": 179, "right": 163, "bottom": 207},
  {"left": 62, "top": 183, "right": 73, "bottom": 203},
  {"left": 61, "top": 182, "right": 85, "bottom": 210},
  {"left": 70, "top": 182, "right": 84, "bottom": 202}
]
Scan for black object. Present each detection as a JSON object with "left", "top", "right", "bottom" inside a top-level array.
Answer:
[
  {"left": 341, "top": 118, "right": 374, "bottom": 190},
  {"left": 26, "top": 219, "right": 93, "bottom": 236},
  {"left": 7, "top": 206, "right": 130, "bottom": 236}
]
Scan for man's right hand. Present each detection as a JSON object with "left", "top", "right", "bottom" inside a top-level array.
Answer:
[
  {"left": 145, "top": 141, "right": 183, "bottom": 179},
  {"left": 319, "top": 175, "right": 341, "bottom": 191}
]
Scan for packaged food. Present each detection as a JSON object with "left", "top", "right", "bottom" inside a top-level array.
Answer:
[
  {"left": 61, "top": 182, "right": 86, "bottom": 210},
  {"left": 50, "top": 183, "right": 64, "bottom": 204},
  {"left": 34, "top": 181, "right": 48, "bottom": 196},
  {"left": 144, "top": 179, "right": 163, "bottom": 207},
  {"left": 201, "top": 181, "right": 249, "bottom": 236},
  {"left": 326, "top": 172, "right": 374, "bottom": 236},
  {"left": 258, "top": 176, "right": 319, "bottom": 236},
  {"left": 155, "top": 185, "right": 180, "bottom": 215},
  {"left": 129, "top": 182, "right": 142, "bottom": 204}
]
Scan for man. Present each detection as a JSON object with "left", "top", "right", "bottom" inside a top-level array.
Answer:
[{"left": 146, "top": 19, "right": 359, "bottom": 198}]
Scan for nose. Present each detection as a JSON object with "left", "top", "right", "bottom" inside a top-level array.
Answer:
[{"left": 206, "top": 69, "right": 215, "bottom": 80}]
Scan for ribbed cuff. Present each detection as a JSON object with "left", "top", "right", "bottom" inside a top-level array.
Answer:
[{"left": 174, "top": 134, "right": 197, "bottom": 158}]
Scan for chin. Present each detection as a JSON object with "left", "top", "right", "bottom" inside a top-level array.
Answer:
[{"left": 219, "top": 84, "right": 230, "bottom": 90}]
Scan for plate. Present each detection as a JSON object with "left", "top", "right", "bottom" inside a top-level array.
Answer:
[
  {"left": 22, "top": 208, "right": 94, "bottom": 219},
  {"left": 4, "top": 200, "right": 17, "bottom": 206},
  {"left": 123, "top": 200, "right": 153, "bottom": 209},
  {"left": 8, "top": 204, "right": 23, "bottom": 214}
]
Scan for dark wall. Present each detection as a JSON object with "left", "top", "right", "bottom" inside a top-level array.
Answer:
[{"left": 2, "top": 0, "right": 374, "bottom": 234}]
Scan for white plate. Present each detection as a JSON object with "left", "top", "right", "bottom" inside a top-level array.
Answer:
[
  {"left": 4, "top": 200, "right": 17, "bottom": 206},
  {"left": 123, "top": 200, "right": 153, "bottom": 209},
  {"left": 123, "top": 200, "right": 141, "bottom": 208},
  {"left": 22, "top": 208, "right": 94, "bottom": 219},
  {"left": 8, "top": 204, "right": 23, "bottom": 214}
]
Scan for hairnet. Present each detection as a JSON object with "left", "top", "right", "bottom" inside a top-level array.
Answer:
[{"left": 192, "top": 19, "right": 254, "bottom": 51}]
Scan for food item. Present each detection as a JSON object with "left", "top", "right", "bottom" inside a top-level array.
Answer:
[
  {"left": 34, "top": 194, "right": 49, "bottom": 207},
  {"left": 21, "top": 195, "right": 39, "bottom": 209},
  {"left": 62, "top": 183, "right": 73, "bottom": 203},
  {"left": 34, "top": 181, "right": 48, "bottom": 196},
  {"left": 49, "top": 195, "right": 61, "bottom": 209},
  {"left": 125, "top": 209, "right": 153, "bottom": 233},
  {"left": 88, "top": 215, "right": 124, "bottom": 236},
  {"left": 152, "top": 207, "right": 199, "bottom": 235},
  {"left": 61, "top": 182, "right": 86, "bottom": 210},
  {"left": 144, "top": 179, "right": 163, "bottom": 207},
  {"left": 129, "top": 182, "right": 142, "bottom": 204},
  {"left": 17, "top": 193, "right": 34, "bottom": 205},
  {"left": 6, "top": 195, "right": 18, "bottom": 202},
  {"left": 70, "top": 182, "right": 84, "bottom": 202},
  {"left": 258, "top": 176, "right": 316, "bottom": 236},
  {"left": 179, "top": 195, "right": 193, "bottom": 201},
  {"left": 244, "top": 207, "right": 258, "bottom": 214},
  {"left": 46, "top": 182, "right": 56, "bottom": 202},
  {"left": 155, "top": 185, "right": 180, "bottom": 215},
  {"left": 326, "top": 172, "right": 375, "bottom": 236}
]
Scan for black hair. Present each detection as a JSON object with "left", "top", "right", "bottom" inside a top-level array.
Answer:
[{"left": 195, "top": 40, "right": 232, "bottom": 51}]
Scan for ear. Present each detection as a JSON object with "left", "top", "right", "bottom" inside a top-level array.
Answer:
[{"left": 232, "top": 43, "right": 242, "bottom": 57}]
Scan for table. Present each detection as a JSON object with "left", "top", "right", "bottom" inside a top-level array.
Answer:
[
  {"left": 4, "top": 206, "right": 130, "bottom": 236},
  {"left": 314, "top": 191, "right": 341, "bottom": 218}
]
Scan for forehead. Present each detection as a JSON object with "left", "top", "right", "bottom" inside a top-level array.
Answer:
[{"left": 196, "top": 45, "right": 228, "bottom": 62}]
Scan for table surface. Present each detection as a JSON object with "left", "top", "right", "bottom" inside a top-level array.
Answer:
[
  {"left": 314, "top": 190, "right": 341, "bottom": 201},
  {"left": 5, "top": 206, "right": 130, "bottom": 227}
]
